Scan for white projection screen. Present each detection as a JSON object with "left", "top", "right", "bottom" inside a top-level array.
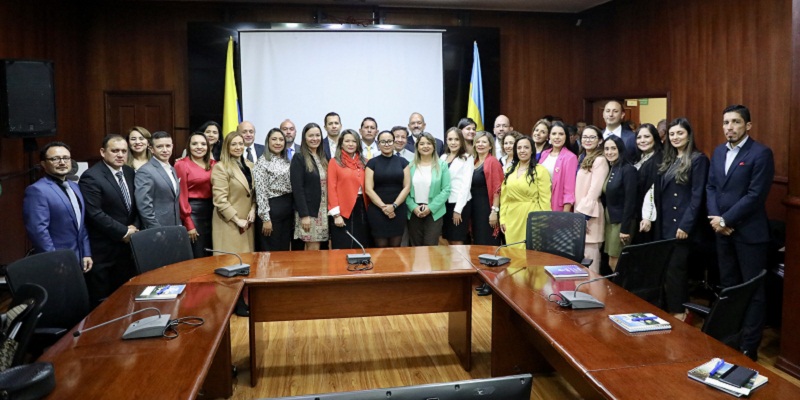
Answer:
[{"left": 239, "top": 29, "right": 444, "bottom": 147}]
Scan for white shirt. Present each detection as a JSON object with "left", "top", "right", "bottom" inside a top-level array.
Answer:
[
  {"left": 541, "top": 152, "right": 558, "bottom": 178},
  {"left": 441, "top": 154, "right": 473, "bottom": 213},
  {"left": 244, "top": 144, "right": 258, "bottom": 163},
  {"left": 412, "top": 165, "right": 432, "bottom": 205},
  {"left": 395, "top": 148, "right": 414, "bottom": 162},
  {"left": 603, "top": 125, "right": 622, "bottom": 140},
  {"left": 725, "top": 135, "right": 748, "bottom": 174},
  {"left": 495, "top": 136, "right": 505, "bottom": 158},
  {"left": 326, "top": 137, "right": 338, "bottom": 157},
  {"left": 362, "top": 141, "right": 379, "bottom": 159}
]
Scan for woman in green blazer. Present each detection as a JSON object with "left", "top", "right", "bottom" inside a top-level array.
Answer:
[{"left": 406, "top": 132, "right": 451, "bottom": 246}]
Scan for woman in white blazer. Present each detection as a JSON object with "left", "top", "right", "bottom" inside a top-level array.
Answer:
[{"left": 440, "top": 127, "right": 473, "bottom": 245}]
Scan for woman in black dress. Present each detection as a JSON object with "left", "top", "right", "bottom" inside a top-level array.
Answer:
[
  {"left": 470, "top": 131, "right": 503, "bottom": 245},
  {"left": 365, "top": 130, "right": 411, "bottom": 247},
  {"left": 632, "top": 123, "right": 663, "bottom": 244}
]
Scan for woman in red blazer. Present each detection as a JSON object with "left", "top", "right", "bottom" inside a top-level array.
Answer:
[
  {"left": 327, "top": 129, "right": 369, "bottom": 249},
  {"left": 470, "top": 131, "right": 504, "bottom": 246}
]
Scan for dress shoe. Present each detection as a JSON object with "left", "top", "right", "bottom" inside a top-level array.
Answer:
[
  {"left": 477, "top": 284, "right": 492, "bottom": 296},
  {"left": 235, "top": 298, "right": 250, "bottom": 317},
  {"left": 742, "top": 348, "right": 758, "bottom": 362}
]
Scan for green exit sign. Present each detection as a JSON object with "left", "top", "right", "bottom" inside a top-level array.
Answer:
[{"left": 639, "top": 99, "right": 649, "bottom": 105}]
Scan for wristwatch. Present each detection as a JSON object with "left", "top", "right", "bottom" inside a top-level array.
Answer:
[
  {"left": 719, "top": 217, "right": 726, "bottom": 228},
  {"left": 491, "top": 206, "right": 500, "bottom": 213},
  {"left": 392, "top": 203, "right": 398, "bottom": 209}
]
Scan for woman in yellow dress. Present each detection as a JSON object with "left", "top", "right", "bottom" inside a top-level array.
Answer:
[{"left": 499, "top": 136, "right": 552, "bottom": 247}]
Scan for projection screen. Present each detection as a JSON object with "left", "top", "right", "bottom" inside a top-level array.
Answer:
[{"left": 239, "top": 29, "right": 444, "bottom": 147}]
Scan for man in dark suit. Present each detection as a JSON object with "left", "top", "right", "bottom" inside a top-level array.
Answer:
[
  {"left": 601, "top": 100, "right": 637, "bottom": 162},
  {"left": 80, "top": 135, "right": 140, "bottom": 304},
  {"left": 404, "top": 112, "right": 444, "bottom": 156},
  {"left": 134, "top": 131, "right": 181, "bottom": 229},
  {"left": 280, "top": 119, "right": 301, "bottom": 160},
  {"left": 707, "top": 104, "right": 775, "bottom": 361},
  {"left": 239, "top": 121, "right": 263, "bottom": 163},
  {"left": 23, "top": 141, "right": 93, "bottom": 272},
  {"left": 321, "top": 112, "right": 341, "bottom": 159}
]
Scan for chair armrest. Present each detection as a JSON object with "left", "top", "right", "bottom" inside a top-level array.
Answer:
[
  {"left": 682, "top": 302, "right": 710, "bottom": 317},
  {"left": 34, "top": 327, "right": 67, "bottom": 337},
  {"left": 580, "top": 258, "right": 592, "bottom": 268}
]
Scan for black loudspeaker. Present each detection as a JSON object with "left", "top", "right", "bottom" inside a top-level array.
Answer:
[{"left": 0, "top": 60, "right": 57, "bottom": 138}]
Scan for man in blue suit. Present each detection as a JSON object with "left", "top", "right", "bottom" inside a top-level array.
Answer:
[
  {"left": 23, "top": 141, "right": 93, "bottom": 272},
  {"left": 601, "top": 100, "right": 637, "bottom": 163},
  {"left": 707, "top": 104, "right": 775, "bottom": 361},
  {"left": 404, "top": 112, "right": 444, "bottom": 156}
]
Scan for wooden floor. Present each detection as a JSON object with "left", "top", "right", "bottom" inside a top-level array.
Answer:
[{"left": 224, "top": 283, "right": 799, "bottom": 400}]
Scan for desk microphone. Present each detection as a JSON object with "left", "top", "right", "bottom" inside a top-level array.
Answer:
[
  {"left": 205, "top": 248, "right": 251, "bottom": 277},
  {"left": 479, "top": 240, "right": 526, "bottom": 266},
  {"left": 73, "top": 307, "right": 172, "bottom": 340},
  {"left": 342, "top": 228, "right": 371, "bottom": 264},
  {"left": 558, "top": 272, "right": 619, "bottom": 309}
]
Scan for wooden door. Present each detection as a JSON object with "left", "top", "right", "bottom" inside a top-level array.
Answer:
[{"left": 105, "top": 91, "right": 173, "bottom": 136}]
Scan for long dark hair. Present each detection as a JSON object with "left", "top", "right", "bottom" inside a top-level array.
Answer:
[
  {"left": 658, "top": 117, "right": 700, "bottom": 185},
  {"left": 635, "top": 123, "right": 663, "bottom": 161},
  {"left": 183, "top": 132, "right": 212, "bottom": 171},
  {"left": 333, "top": 129, "right": 366, "bottom": 168},
  {"left": 504, "top": 136, "right": 538, "bottom": 185},
  {"left": 580, "top": 125, "right": 605, "bottom": 171},
  {"left": 300, "top": 122, "right": 328, "bottom": 173},
  {"left": 263, "top": 128, "right": 288, "bottom": 161},
  {"left": 604, "top": 135, "right": 628, "bottom": 167},
  {"left": 443, "top": 127, "right": 467, "bottom": 159}
]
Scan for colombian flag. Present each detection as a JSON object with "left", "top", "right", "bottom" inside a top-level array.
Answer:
[
  {"left": 222, "top": 36, "right": 241, "bottom": 137},
  {"left": 467, "top": 41, "right": 484, "bottom": 132}
]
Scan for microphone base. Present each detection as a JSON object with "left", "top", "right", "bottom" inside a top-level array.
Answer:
[
  {"left": 214, "top": 264, "right": 251, "bottom": 277},
  {"left": 122, "top": 314, "right": 172, "bottom": 340},
  {"left": 479, "top": 254, "right": 510, "bottom": 267},
  {"left": 558, "top": 291, "right": 605, "bottom": 309},
  {"left": 346, "top": 253, "right": 371, "bottom": 265}
]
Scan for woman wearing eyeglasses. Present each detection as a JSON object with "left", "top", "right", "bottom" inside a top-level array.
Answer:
[
  {"left": 365, "top": 131, "right": 411, "bottom": 248},
  {"left": 574, "top": 125, "right": 608, "bottom": 273}
]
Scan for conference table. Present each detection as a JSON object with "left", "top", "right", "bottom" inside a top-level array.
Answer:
[
  {"left": 37, "top": 245, "right": 800, "bottom": 399},
  {"left": 457, "top": 245, "right": 800, "bottom": 399}
]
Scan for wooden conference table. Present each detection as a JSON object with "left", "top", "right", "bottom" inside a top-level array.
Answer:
[
  {"left": 458, "top": 245, "right": 800, "bottom": 399},
  {"left": 38, "top": 245, "right": 800, "bottom": 399}
]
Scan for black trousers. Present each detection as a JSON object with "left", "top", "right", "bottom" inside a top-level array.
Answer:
[
  {"left": 188, "top": 198, "right": 213, "bottom": 258},
  {"left": 716, "top": 235, "right": 769, "bottom": 352},
  {"left": 255, "top": 193, "right": 294, "bottom": 252},
  {"left": 663, "top": 240, "right": 691, "bottom": 313},
  {"left": 330, "top": 198, "right": 369, "bottom": 250}
]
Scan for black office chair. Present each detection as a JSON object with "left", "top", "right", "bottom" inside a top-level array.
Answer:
[
  {"left": 612, "top": 239, "right": 676, "bottom": 307},
  {"left": 5, "top": 250, "right": 91, "bottom": 355},
  {"left": 129, "top": 226, "right": 193, "bottom": 275},
  {"left": 3, "top": 284, "right": 47, "bottom": 368},
  {"left": 683, "top": 270, "right": 767, "bottom": 349},
  {"left": 525, "top": 211, "right": 592, "bottom": 267}
]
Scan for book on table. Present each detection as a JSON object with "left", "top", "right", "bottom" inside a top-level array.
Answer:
[
  {"left": 608, "top": 312, "right": 671, "bottom": 333},
  {"left": 135, "top": 284, "right": 186, "bottom": 301},
  {"left": 687, "top": 358, "right": 768, "bottom": 397},
  {"left": 544, "top": 264, "right": 588, "bottom": 279}
]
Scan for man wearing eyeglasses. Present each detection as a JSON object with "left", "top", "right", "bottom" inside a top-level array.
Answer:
[{"left": 23, "top": 141, "right": 93, "bottom": 273}]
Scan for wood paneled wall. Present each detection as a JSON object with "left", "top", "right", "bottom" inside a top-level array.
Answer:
[
  {"left": 579, "top": 0, "right": 791, "bottom": 219},
  {"left": 0, "top": 0, "right": 793, "bottom": 263}
]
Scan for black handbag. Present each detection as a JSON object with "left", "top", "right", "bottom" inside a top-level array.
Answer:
[{"left": 0, "top": 363, "right": 55, "bottom": 400}]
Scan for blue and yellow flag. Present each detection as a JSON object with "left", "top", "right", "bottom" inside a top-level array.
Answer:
[
  {"left": 222, "top": 36, "right": 241, "bottom": 137},
  {"left": 466, "top": 41, "right": 484, "bottom": 132}
]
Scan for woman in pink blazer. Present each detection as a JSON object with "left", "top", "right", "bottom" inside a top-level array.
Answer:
[{"left": 538, "top": 121, "right": 578, "bottom": 212}]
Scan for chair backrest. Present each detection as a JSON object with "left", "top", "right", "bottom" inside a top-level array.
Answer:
[
  {"left": 7, "top": 284, "right": 47, "bottom": 367},
  {"left": 525, "top": 211, "right": 586, "bottom": 264},
  {"left": 612, "top": 239, "right": 676, "bottom": 307},
  {"left": 702, "top": 270, "right": 767, "bottom": 348},
  {"left": 129, "top": 226, "right": 193, "bottom": 275},
  {"left": 5, "top": 250, "right": 90, "bottom": 332}
]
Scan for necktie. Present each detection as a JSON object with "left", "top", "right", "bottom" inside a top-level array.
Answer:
[
  {"left": 366, "top": 145, "right": 372, "bottom": 159},
  {"left": 247, "top": 147, "right": 254, "bottom": 163},
  {"left": 288, "top": 147, "right": 294, "bottom": 160},
  {"left": 61, "top": 180, "right": 81, "bottom": 228},
  {"left": 116, "top": 171, "right": 131, "bottom": 213}
]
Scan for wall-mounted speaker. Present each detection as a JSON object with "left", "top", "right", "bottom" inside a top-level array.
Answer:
[{"left": 0, "top": 60, "right": 57, "bottom": 138}]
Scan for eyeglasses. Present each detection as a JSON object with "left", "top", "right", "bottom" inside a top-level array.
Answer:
[
  {"left": 379, "top": 140, "right": 394, "bottom": 145},
  {"left": 46, "top": 156, "right": 71, "bottom": 163},
  {"left": 581, "top": 136, "right": 598, "bottom": 141}
]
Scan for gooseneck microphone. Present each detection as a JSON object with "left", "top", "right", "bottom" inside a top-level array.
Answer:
[
  {"left": 342, "top": 228, "right": 371, "bottom": 264},
  {"left": 558, "top": 272, "right": 619, "bottom": 309},
  {"left": 479, "top": 240, "right": 526, "bottom": 266},
  {"left": 73, "top": 307, "right": 172, "bottom": 340},
  {"left": 205, "top": 248, "right": 251, "bottom": 277}
]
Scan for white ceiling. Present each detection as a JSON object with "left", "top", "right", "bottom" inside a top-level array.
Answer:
[{"left": 154, "top": 0, "right": 611, "bottom": 13}]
